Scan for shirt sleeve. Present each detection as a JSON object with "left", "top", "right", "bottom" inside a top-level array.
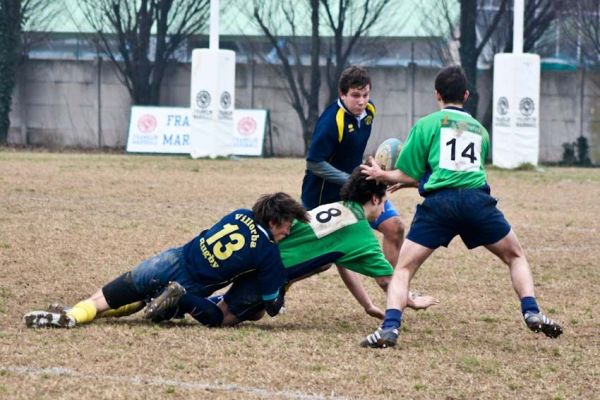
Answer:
[
  {"left": 255, "top": 242, "right": 286, "bottom": 301},
  {"left": 396, "top": 122, "right": 429, "bottom": 181},
  {"left": 306, "top": 112, "right": 339, "bottom": 163}
]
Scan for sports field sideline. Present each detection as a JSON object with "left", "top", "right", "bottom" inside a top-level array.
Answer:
[{"left": 0, "top": 150, "right": 599, "bottom": 399}]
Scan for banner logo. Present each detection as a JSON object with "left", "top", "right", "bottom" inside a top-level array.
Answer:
[
  {"left": 519, "top": 97, "right": 535, "bottom": 117},
  {"left": 137, "top": 114, "right": 157, "bottom": 133},
  {"left": 497, "top": 97, "right": 509, "bottom": 116},
  {"left": 196, "top": 91, "right": 211, "bottom": 109},
  {"left": 237, "top": 117, "right": 257, "bottom": 137},
  {"left": 220, "top": 91, "right": 232, "bottom": 109}
]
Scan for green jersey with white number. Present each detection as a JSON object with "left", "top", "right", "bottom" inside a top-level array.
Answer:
[
  {"left": 278, "top": 201, "right": 393, "bottom": 280},
  {"left": 397, "top": 108, "right": 489, "bottom": 193}
]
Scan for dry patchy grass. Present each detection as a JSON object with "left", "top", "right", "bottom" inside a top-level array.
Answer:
[{"left": 0, "top": 150, "right": 599, "bottom": 399}]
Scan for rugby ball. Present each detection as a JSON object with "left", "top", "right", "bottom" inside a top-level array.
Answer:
[{"left": 374, "top": 138, "right": 402, "bottom": 170}]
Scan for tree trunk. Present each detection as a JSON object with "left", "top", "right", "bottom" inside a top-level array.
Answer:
[
  {"left": 459, "top": 0, "right": 479, "bottom": 117},
  {"left": 304, "top": 0, "right": 321, "bottom": 152},
  {"left": 0, "top": 0, "right": 21, "bottom": 144}
]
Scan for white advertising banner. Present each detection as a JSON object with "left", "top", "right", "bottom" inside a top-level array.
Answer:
[
  {"left": 190, "top": 48, "right": 235, "bottom": 158},
  {"left": 126, "top": 106, "right": 191, "bottom": 154},
  {"left": 232, "top": 109, "right": 267, "bottom": 156},
  {"left": 492, "top": 53, "right": 540, "bottom": 168},
  {"left": 126, "top": 107, "right": 266, "bottom": 156}
]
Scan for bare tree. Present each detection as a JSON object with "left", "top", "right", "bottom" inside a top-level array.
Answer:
[
  {"left": 0, "top": 0, "right": 60, "bottom": 144},
  {"left": 321, "top": 0, "right": 393, "bottom": 103},
  {"left": 242, "top": 0, "right": 395, "bottom": 154},
  {"left": 247, "top": 0, "right": 321, "bottom": 153},
  {"left": 79, "top": 0, "right": 210, "bottom": 105},
  {"left": 422, "top": 0, "right": 509, "bottom": 117},
  {"left": 566, "top": 0, "right": 600, "bottom": 64},
  {"left": 20, "top": 0, "right": 63, "bottom": 56}
]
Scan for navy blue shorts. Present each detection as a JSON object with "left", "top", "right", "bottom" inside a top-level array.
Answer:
[
  {"left": 407, "top": 188, "right": 511, "bottom": 249},
  {"left": 369, "top": 199, "right": 400, "bottom": 229}
]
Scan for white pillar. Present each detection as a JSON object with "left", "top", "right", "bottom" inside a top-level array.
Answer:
[
  {"left": 209, "top": 0, "right": 219, "bottom": 50},
  {"left": 513, "top": 0, "right": 524, "bottom": 54}
]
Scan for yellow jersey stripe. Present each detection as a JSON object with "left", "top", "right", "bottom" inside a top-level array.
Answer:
[
  {"left": 336, "top": 108, "right": 345, "bottom": 143},
  {"left": 366, "top": 103, "right": 376, "bottom": 116}
]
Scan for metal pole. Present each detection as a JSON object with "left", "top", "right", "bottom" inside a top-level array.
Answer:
[
  {"left": 209, "top": 0, "right": 220, "bottom": 50},
  {"left": 513, "top": 0, "right": 524, "bottom": 54}
]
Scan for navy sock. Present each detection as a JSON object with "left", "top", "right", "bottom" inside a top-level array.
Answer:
[
  {"left": 381, "top": 308, "right": 402, "bottom": 330},
  {"left": 180, "top": 293, "right": 224, "bottom": 327},
  {"left": 520, "top": 296, "right": 540, "bottom": 316},
  {"left": 207, "top": 295, "right": 224, "bottom": 304}
]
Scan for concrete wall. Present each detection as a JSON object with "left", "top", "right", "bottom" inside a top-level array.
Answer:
[{"left": 7, "top": 59, "right": 599, "bottom": 163}]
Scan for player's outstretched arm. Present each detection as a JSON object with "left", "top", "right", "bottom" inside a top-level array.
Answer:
[
  {"left": 360, "top": 156, "right": 417, "bottom": 187},
  {"left": 336, "top": 266, "right": 384, "bottom": 319}
]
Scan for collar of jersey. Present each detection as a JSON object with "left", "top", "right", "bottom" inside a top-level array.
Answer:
[
  {"left": 443, "top": 106, "right": 471, "bottom": 116},
  {"left": 257, "top": 224, "right": 274, "bottom": 242},
  {"left": 337, "top": 98, "right": 368, "bottom": 121}
]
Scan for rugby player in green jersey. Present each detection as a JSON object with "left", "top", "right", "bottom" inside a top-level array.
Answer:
[
  {"left": 140, "top": 168, "right": 439, "bottom": 327},
  {"left": 359, "top": 65, "right": 563, "bottom": 348}
]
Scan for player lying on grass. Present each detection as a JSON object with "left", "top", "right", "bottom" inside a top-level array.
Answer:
[
  {"left": 23, "top": 192, "right": 309, "bottom": 328},
  {"left": 145, "top": 167, "right": 439, "bottom": 327},
  {"left": 359, "top": 65, "right": 563, "bottom": 348}
]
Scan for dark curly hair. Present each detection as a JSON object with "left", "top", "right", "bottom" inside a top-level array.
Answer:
[
  {"left": 340, "top": 167, "right": 387, "bottom": 204},
  {"left": 252, "top": 192, "right": 309, "bottom": 227}
]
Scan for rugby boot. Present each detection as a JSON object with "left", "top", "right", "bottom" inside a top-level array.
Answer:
[
  {"left": 360, "top": 327, "right": 399, "bottom": 348},
  {"left": 144, "top": 281, "right": 186, "bottom": 320},
  {"left": 524, "top": 312, "right": 563, "bottom": 338},
  {"left": 23, "top": 310, "right": 76, "bottom": 328}
]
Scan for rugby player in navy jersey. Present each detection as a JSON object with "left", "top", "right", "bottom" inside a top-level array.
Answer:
[
  {"left": 23, "top": 192, "right": 308, "bottom": 329},
  {"left": 300, "top": 65, "right": 406, "bottom": 284},
  {"left": 147, "top": 168, "right": 439, "bottom": 327}
]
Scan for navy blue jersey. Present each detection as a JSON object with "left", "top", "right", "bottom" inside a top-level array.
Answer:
[
  {"left": 182, "top": 209, "right": 285, "bottom": 301},
  {"left": 301, "top": 99, "right": 376, "bottom": 209}
]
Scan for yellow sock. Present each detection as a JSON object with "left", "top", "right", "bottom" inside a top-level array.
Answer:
[
  {"left": 97, "top": 301, "right": 145, "bottom": 318},
  {"left": 66, "top": 300, "right": 97, "bottom": 324}
]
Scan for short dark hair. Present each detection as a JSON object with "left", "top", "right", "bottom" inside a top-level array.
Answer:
[
  {"left": 435, "top": 65, "right": 468, "bottom": 104},
  {"left": 252, "top": 192, "right": 309, "bottom": 227},
  {"left": 339, "top": 65, "right": 371, "bottom": 95},
  {"left": 340, "top": 167, "right": 387, "bottom": 205}
]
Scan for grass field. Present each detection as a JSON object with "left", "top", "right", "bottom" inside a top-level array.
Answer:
[{"left": 0, "top": 150, "right": 599, "bottom": 399}]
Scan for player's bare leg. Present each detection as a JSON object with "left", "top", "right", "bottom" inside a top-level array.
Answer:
[
  {"left": 377, "top": 216, "right": 405, "bottom": 266},
  {"left": 486, "top": 229, "right": 563, "bottom": 338},
  {"left": 361, "top": 240, "right": 434, "bottom": 347}
]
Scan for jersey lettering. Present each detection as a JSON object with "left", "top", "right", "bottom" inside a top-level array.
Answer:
[
  {"left": 439, "top": 127, "right": 482, "bottom": 172},
  {"left": 206, "top": 223, "right": 246, "bottom": 261},
  {"left": 315, "top": 208, "right": 342, "bottom": 223},
  {"left": 308, "top": 203, "right": 357, "bottom": 238}
]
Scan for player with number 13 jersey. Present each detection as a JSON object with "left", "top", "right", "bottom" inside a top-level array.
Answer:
[{"left": 183, "top": 208, "right": 285, "bottom": 298}]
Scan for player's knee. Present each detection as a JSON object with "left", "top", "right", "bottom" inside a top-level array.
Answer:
[
  {"left": 102, "top": 272, "right": 144, "bottom": 309},
  {"left": 380, "top": 217, "right": 405, "bottom": 242}
]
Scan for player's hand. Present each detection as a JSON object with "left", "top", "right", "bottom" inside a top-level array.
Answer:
[
  {"left": 360, "top": 156, "right": 383, "bottom": 181},
  {"left": 406, "top": 291, "right": 440, "bottom": 310},
  {"left": 387, "top": 181, "right": 418, "bottom": 193},
  {"left": 365, "top": 304, "right": 385, "bottom": 319}
]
